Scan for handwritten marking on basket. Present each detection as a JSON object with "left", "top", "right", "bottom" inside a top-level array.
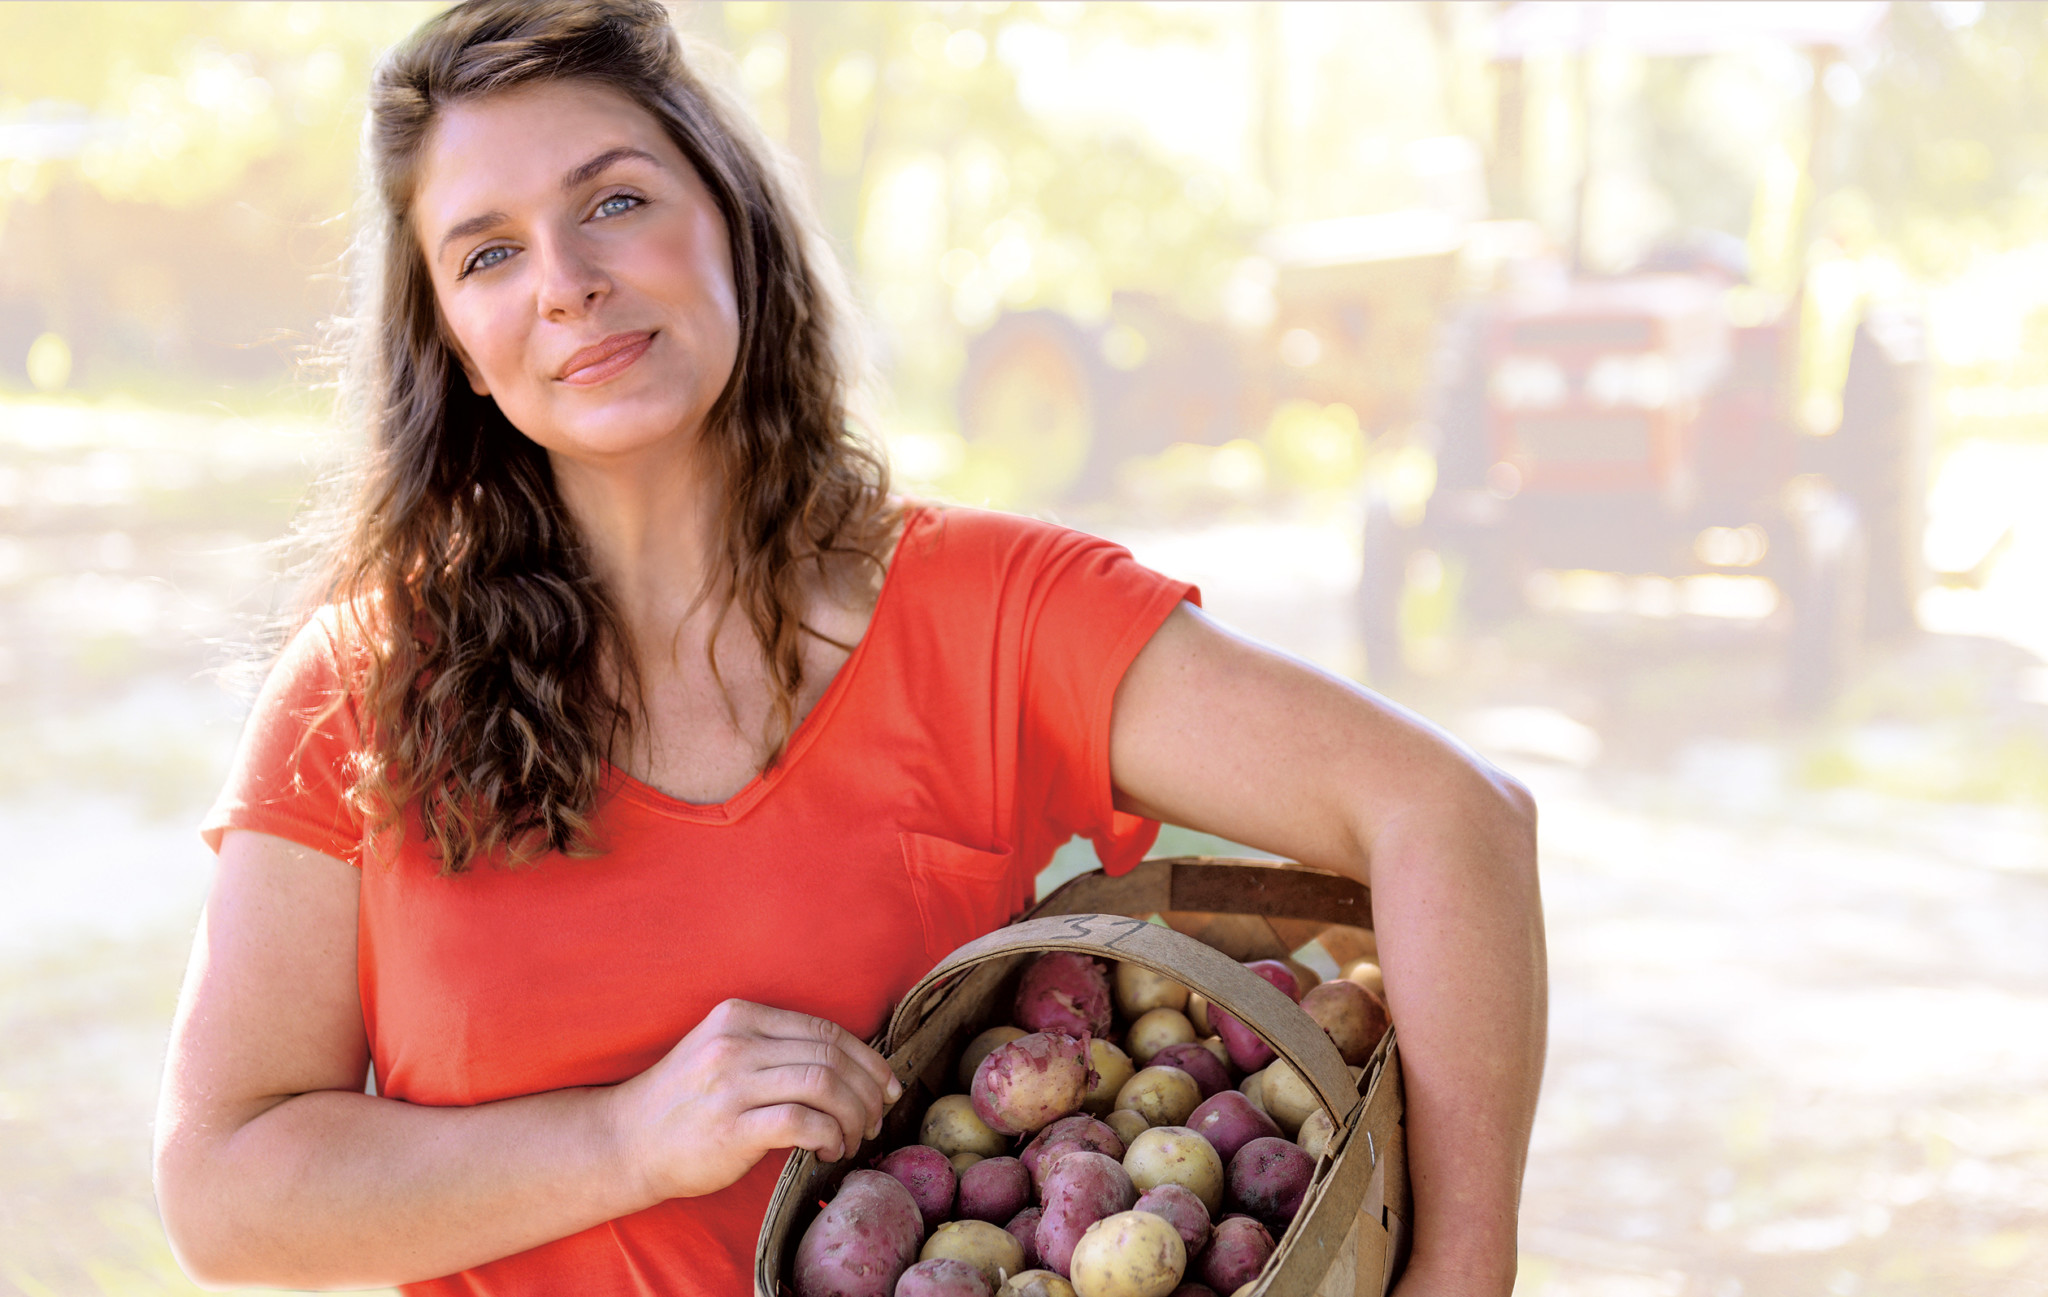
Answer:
[{"left": 1050, "top": 913, "right": 1151, "bottom": 949}]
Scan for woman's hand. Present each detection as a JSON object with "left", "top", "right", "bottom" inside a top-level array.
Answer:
[{"left": 606, "top": 999, "right": 902, "bottom": 1203}]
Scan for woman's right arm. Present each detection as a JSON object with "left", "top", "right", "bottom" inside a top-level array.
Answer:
[{"left": 155, "top": 829, "right": 897, "bottom": 1290}]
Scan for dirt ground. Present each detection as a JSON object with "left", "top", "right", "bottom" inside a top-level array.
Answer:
[{"left": 1, "top": 406, "right": 2044, "bottom": 1295}]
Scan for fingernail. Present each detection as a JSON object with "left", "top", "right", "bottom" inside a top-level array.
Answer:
[
  {"left": 886, "top": 1077, "right": 903, "bottom": 1103},
  {"left": 866, "top": 1118, "right": 882, "bottom": 1141}
]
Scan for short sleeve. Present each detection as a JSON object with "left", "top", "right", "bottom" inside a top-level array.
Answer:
[
  {"left": 200, "top": 611, "right": 366, "bottom": 865},
  {"left": 1012, "top": 527, "right": 1200, "bottom": 876}
]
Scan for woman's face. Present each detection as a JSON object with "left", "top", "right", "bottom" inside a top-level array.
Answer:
[{"left": 412, "top": 80, "right": 741, "bottom": 470}]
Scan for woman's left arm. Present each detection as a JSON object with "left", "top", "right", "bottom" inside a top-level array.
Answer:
[{"left": 1109, "top": 603, "right": 1546, "bottom": 1297}]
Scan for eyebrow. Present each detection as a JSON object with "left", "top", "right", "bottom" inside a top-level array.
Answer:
[{"left": 435, "top": 146, "right": 664, "bottom": 258}]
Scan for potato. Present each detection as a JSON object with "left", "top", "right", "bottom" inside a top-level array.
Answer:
[
  {"left": 1197, "top": 1038, "right": 1229, "bottom": 1070},
  {"left": 997, "top": 1270, "right": 1076, "bottom": 1297},
  {"left": 952, "top": 1153, "right": 987, "bottom": 1174},
  {"left": 1125, "top": 1009, "right": 1197, "bottom": 1066},
  {"left": 1298, "top": 980, "right": 1389, "bottom": 1067},
  {"left": 1121, "top": 1126, "right": 1225, "bottom": 1215},
  {"left": 1147, "top": 1044, "right": 1230, "bottom": 1101},
  {"left": 1338, "top": 958, "right": 1384, "bottom": 1002},
  {"left": 1004, "top": 1208, "right": 1044, "bottom": 1271},
  {"left": 1022, "top": 1116, "right": 1126, "bottom": 1188},
  {"left": 1036, "top": 1151, "right": 1137, "bottom": 1277},
  {"left": 959, "top": 1156, "right": 1033, "bottom": 1225},
  {"left": 1082, "top": 1039, "right": 1136, "bottom": 1117},
  {"left": 1208, "top": 1007, "right": 1274, "bottom": 1076},
  {"left": 1196, "top": 1217, "right": 1274, "bottom": 1295},
  {"left": 1015, "top": 952, "right": 1113, "bottom": 1038},
  {"left": 1225, "top": 1137, "right": 1314, "bottom": 1229},
  {"left": 1242, "top": 960, "right": 1300, "bottom": 1001},
  {"left": 960, "top": 1026, "right": 1031, "bottom": 1092},
  {"left": 1185, "top": 1090, "right": 1282, "bottom": 1166},
  {"left": 1235, "top": 1070, "right": 1269, "bottom": 1118},
  {"left": 1113, "top": 962, "right": 1190, "bottom": 1018},
  {"left": 1113, "top": 1067, "right": 1201, "bottom": 1128},
  {"left": 1184, "top": 993, "right": 1212, "bottom": 1037},
  {"left": 974, "top": 1032, "right": 1092, "bottom": 1136},
  {"left": 897, "top": 1258, "right": 994, "bottom": 1297},
  {"left": 793, "top": 1169, "right": 926, "bottom": 1297},
  {"left": 879, "top": 1144, "right": 959, "bottom": 1230},
  {"left": 924, "top": 1094, "right": 1010, "bottom": 1160},
  {"left": 1069, "top": 1210, "right": 1186, "bottom": 1297},
  {"left": 1257, "top": 1062, "right": 1318, "bottom": 1138},
  {"left": 1133, "top": 1183, "right": 1212, "bottom": 1260},
  {"left": 1278, "top": 958, "right": 1320, "bottom": 998},
  {"left": 1295, "top": 1108, "right": 1335, "bottom": 1162},
  {"left": 923, "top": 1220, "right": 1027, "bottom": 1292},
  {"left": 1104, "top": 1109, "right": 1152, "bottom": 1146}
]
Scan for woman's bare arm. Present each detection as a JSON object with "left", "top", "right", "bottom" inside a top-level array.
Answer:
[
  {"left": 1109, "top": 604, "right": 1545, "bottom": 1297},
  {"left": 154, "top": 830, "right": 896, "bottom": 1290}
]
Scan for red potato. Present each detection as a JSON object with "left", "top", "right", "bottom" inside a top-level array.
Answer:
[
  {"left": 1241, "top": 960, "right": 1300, "bottom": 1001},
  {"left": 1005, "top": 1208, "right": 1044, "bottom": 1271},
  {"left": 1196, "top": 1217, "right": 1274, "bottom": 1294},
  {"left": 958, "top": 1156, "right": 1033, "bottom": 1225},
  {"left": 879, "top": 1144, "right": 959, "bottom": 1232},
  {"left": 1225, "top": 1138, "right": 1314, "bottom": 1230},
  {"left": 896, "top": 1258, "right": 994, "bottom": 1297},
  {"left": 1298, "top": 980, "right": 1389, "bottom": 1067},
  {"left": 1015, "top": 952, "right": 1114, "bottom": 1038},
  {"left": 1186, "top": 1091, "right": 1281, "bottom": 1166},
  {"left": 1022, "top": 1116, "right": 1127, "bottom": 1183},
  {"left": 1133, "top": 1183, "right": 1212, "bottom": 1260},
  {"left": 1035, "top": 1151, "right": 1137, "bottom": 1277},
  {"left": 974, "top": 1032, "right": 1093, "bottom": 1136},
  {"left": 793, "top": 1170, "right": 927, "bottom": 1297},
  {"left": 1147, "top": 1044, "right": 1230, "bottom": 1101},
  {"left": 1278, "top": 958, "right": 1320, "bottom": 999},
  {"left": 1207, "top": 1006, "right": 1274, "bottom": 1075}
]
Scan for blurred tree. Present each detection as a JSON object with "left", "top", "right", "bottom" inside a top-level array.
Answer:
[{"left": 1841, "top": 1, "right": 2048, "bottom": 273}]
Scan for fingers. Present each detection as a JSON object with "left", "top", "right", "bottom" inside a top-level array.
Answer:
[
  {"left": 737, "top": 1102, "right": 855, "bottom": 1163},
  {"left": 716, "top": 1001, "right": 902, "bottom": 1112}
]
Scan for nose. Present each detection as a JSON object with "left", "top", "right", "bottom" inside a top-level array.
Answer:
[{"left": 533, "top": 229, "right": 609, "bottom": 320}]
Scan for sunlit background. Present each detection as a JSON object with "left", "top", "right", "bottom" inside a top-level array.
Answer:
[{"left": 1, "top": 2, "right": 2044, "bottom": 1294}]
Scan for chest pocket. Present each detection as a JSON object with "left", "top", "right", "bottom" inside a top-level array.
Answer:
[{"left": 899, "top": 831, "right": 1025, "bottom": 964}]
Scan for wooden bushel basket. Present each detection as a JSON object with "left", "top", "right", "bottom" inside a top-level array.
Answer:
[{"left": 756, "top": 857, "right": 1411, "bottom": 1297}]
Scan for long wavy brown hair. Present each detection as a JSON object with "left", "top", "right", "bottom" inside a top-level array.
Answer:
[{"left": 308, "top": 0, "right": 893, "bottom": 873}]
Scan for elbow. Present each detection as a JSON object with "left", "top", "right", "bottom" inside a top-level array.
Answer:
[{"left": 155, "top": 1146, "right": 270, "bottom": 1291}]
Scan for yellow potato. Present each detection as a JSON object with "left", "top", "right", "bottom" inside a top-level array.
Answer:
[
  {"left": 921, "top": 1219, "right": 1026, "bottom": 1292},
  {"left": 950, "top": 1151, "right": 985, "bottom": 1174},
  {"left": 1114, "top": 961, "right": 1191, "bottom": 1018},
  {"left": 921, "top": 1093, "right": 1009, "bottom": 1160},
  {"left": 1340, "top": 958, "right": 1385, "bottom": 1002},
  {"left": 1185, "top": 992, "right": 1212, "bottom": 1036},
  {"left": 959, "top": 1026, "right": 1030, "bottom": 1092},
  {"left": 999, "top": 1270, "right": 1078, "bottom": 1297},
  {"left": 1069, "top": 1209, "right": 1186, "bottom": 1297},
  {"left": 1124, "top": 1008, "right": 1196, "bottom": 1066},
  {"left": 1238, "top": 1067, "right": 1269, "bottom": 1117},
  {"left": 1296, "top": 1107, "right": 1336, "bottom": 1161},
  {"left": 1261, "top": 1060, "right": 1319, "bottom": 1137},
  {"left": 1114, "top": 1066, "right": 1201, "bottom": 1128},
  {"left": 1198, "top": 1036, "right": 1229, "bottom": 1070},
  {"left": 1122, "top": 1125, "right": 1225, "bottom": 1214},
  {"left": 1104, "top": 1108, "right": 1152, "bottom": 1145},
  {"left": 1083, "top": 1038, "right": 1136, "bottom": 1116}
]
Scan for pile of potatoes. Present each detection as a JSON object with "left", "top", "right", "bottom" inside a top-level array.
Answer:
[{"left": 791, "top": 949, "right": 1390, "bottom": 1297}]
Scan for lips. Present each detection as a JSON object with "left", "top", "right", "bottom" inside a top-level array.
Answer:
[{"left": 557, "top": 331, "right": 655, "bottom": 385}]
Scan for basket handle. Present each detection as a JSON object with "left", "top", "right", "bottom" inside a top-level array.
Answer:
[{"left": 885, "top": 913, "right": 1356, "bottom": 1126}]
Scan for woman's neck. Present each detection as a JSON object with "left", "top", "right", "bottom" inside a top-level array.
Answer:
[{"left": 547, "top": 438, "right": 729, "bottom": 648}]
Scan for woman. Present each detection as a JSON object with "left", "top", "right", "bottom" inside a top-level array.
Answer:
[{"left": 153, "top": 3, "right": 1545, "bottom": 1295}]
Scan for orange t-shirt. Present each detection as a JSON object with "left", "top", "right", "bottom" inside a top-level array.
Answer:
[{"left": 201, "top": 503, "right": 1198, "bottom": 1296}]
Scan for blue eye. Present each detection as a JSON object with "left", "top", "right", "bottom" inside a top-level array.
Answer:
[
  {"left": 460, "top": 245, "right": 512, "bottom": 278},
  {"left": 594, "top": 193, "right": 641, "bottom": 218}
]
